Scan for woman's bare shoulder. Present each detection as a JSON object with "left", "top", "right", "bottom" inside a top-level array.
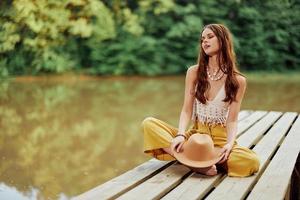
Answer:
[
  {"left": 187, "top": 64, "right": 199, "bottom": 73},
  {"left": 186, "top": 65, "right": 198, "bottom": 78},
  {"left": 235, "top": 74, "right": 247, "bottom": 87},
  {"left": 235, "top": 74, "right": 247, "bottom": 92},
  {"left": 186, "top": 65, "right": 198, "bottom": 85}
]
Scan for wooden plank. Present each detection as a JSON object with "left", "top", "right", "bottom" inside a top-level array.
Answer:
[
  {"left": 161, "top": 173, "right": 223, "bottom": 200},
  {"left": 160, "top": 111, "right": 272, "bottom": 200},
  {"left": 116, "top": 163, "right": 191, "bottom": 200},
  {"left": 205, "top": 112, "right": 297, "bottom": 200},
  {"left": 73, "top": 159, "right": 172, "bottom": 200},
  {"left": 237, "top": 111, "right": 282, "bottom": 147},
  {"left": 237, "top": 111, "right": 267, "bottom": 136},
  {"left": 290, "top": 155, "right": 300, "bottom": 200},
  {"left": 73, "top": 110, "right": 272, "bottom": 200},
  {"left": 161, "top": 172, "right": 223, "bottom": 200},
  {"left": 238, "top": 110, "right": 253, "bottom": 121},
  {"left": 247, "top": 115, "right": 300, "bottom": 200},
  {"left": 74, "top": 110, "right": 253, "bottom": 199}
]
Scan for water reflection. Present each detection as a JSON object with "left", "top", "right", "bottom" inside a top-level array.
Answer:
[{"left": 0, "top": 75, "right": 299, "bottom": 200}]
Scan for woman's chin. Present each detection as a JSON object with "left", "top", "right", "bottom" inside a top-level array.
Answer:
[{"left": 205, "top": 51, "right": 218, "bottom": 57}]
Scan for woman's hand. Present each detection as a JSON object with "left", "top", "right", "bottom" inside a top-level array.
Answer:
[
  {"left": 218, "top": 142, "right": 233, "bottom": 163},
  {"left": 171, "top": 136, "right": 185, "bottom": 153}
]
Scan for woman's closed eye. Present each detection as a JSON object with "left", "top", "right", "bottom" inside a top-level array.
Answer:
[{"left": 201, "top": 35, "right": 214, "bottom": 43}]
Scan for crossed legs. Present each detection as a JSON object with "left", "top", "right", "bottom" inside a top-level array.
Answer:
[{"left": 142, "top": 117, "right": 218, "bottom": 176}]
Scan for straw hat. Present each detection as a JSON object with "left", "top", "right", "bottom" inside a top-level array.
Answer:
[{"left": 173, "top": 133, "right": 224, "bottom": 168}]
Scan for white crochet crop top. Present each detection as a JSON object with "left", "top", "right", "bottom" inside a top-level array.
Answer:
[{"left": 191, "top": 84, "right": 230, "bottom": 126}]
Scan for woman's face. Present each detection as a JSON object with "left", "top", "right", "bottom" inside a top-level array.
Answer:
[{"left": 201, "top": 28, "right": 220, "bottom": 56}]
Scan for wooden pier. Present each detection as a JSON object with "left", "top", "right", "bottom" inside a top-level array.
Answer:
[{"left": 74, "top": 110, "right": 300, "bottom": 200}]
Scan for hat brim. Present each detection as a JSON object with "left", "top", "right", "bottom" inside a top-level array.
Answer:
[{"left": 173, "top": 147, "right": 224, "bottom": 168}]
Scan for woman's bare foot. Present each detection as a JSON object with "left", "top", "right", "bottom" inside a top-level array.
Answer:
[
  {"left": 162, "top": 147, "right": 217, "bottom": 176},
  {"left": 189, "top": 165, "right": 217, "bottom": 176},
  {"left": 162, "top": 147, "right": 174, "bottom": 156}
]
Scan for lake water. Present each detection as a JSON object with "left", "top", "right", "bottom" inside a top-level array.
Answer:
[{"left": 0, "top": 75, "right": 299, "bottom": 200}]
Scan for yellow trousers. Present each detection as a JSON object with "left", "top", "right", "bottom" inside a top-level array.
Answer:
[{"left": 141, "top": 117, "right": 260, "bottom": 177}]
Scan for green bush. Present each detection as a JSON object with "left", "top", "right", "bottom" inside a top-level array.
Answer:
[{"left": 0, "top": 0, "right": 299, "bottom": 77}]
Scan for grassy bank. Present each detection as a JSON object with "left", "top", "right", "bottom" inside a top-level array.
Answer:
[
  {"left": 1, "top": 70, "right": 300, "bottom": 82},
  {"left": 244, "top": 71, "right": 300, "bottom": 82}
]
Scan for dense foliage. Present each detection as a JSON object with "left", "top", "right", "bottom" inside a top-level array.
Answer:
[{"left": 0, "top": 0, "right": 299, "bottom": 77}]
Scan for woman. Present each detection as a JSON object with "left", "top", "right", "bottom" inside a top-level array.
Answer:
[{"left": 142, "top": 24, "right": 260, "bottom": 177}]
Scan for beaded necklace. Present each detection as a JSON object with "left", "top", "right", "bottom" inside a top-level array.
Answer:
[{"left": 206, "top": 67, "right": 224, "bottom": 81}]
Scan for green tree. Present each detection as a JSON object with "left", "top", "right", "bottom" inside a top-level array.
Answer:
[
  {"left": 0, "top": 0, "right": 115, "bottom": 76},
  {"left": 0, "top": 0, "right": 299, "bottom": 77}
]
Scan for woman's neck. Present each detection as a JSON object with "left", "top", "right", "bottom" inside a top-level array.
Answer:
[{"left": 208, "top": 55, "right": 219, "bottom": 71}]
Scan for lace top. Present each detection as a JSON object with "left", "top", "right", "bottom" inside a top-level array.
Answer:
[{"left": 192, "top": 84, "right": 229, "bottom": 126}]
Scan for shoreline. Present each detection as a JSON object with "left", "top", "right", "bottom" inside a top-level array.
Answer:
[{"left": 0, "top": 71, "right": 300, "bottom": 82}]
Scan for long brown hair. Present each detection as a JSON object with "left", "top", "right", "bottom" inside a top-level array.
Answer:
[{"left": 195, "top": 24, "right": 243, "bottom": 104}]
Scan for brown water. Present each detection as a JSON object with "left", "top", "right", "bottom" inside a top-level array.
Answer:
[{"left": 0, "top": 75, "right": 299, "bottom": 200}]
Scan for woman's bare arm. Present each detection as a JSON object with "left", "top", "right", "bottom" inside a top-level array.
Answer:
[
  {"left": 226, "top": 75, "right": 247, "bottom": 145},
  {"left": 218, "top": 75, "right": 246, "bottom": 163},
  {"left": 171, "top": 65, "right": 198, "bottom": 153},
  {"left": 177, "top": 65, "right": 198, "bottom": 135}
]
